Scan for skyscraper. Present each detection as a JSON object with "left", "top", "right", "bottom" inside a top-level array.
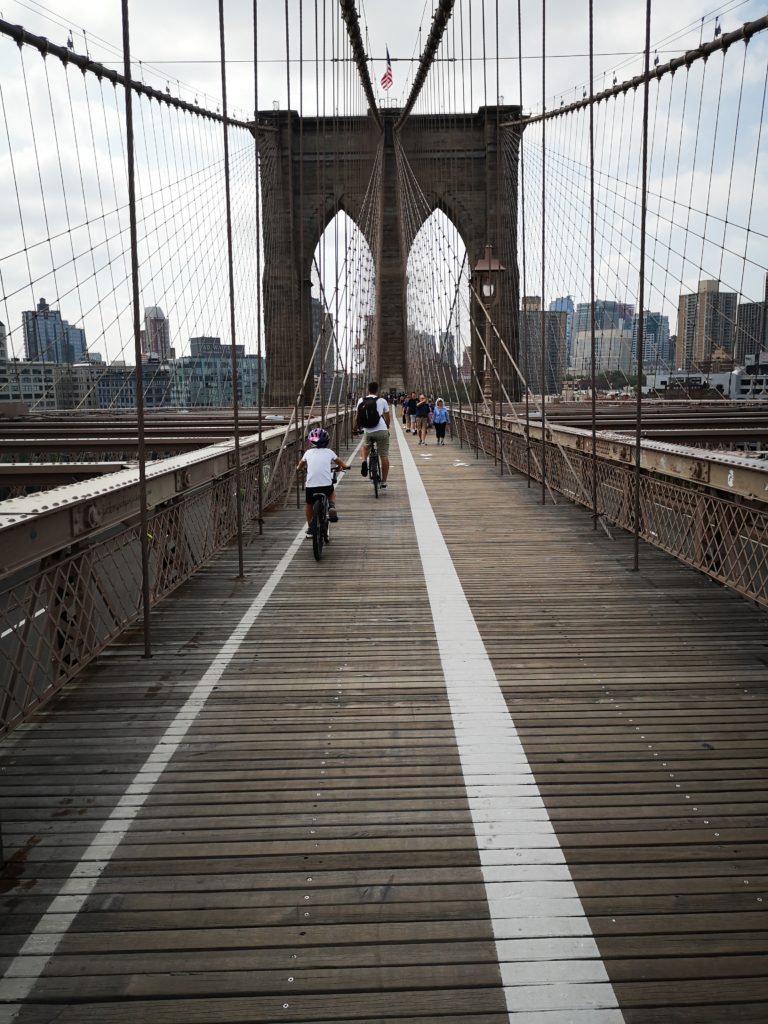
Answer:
[
  {"left": 0, "top": 320, "right": 6, "bottom": 361},
  {"left": 22, "top": 298, "right": 86, "bottom": 363},
  {"left": 439, "top": 330, "right": 456, "bottom": 368},
  {"left": 735, "top": 301, "right": 766, "bottom": 364},
  {"left": 574, "top": 300, "right": 634, "bottom": 334},
  {"left": 631, "top": 312, "right": 671, "bottom": 371},
  {"left": 676, "top": 280, "right": 737, "bottom": 371},
  {"left": 521, "top": 297, "right": 567, "bottom": 395},
  {"left": 570, "top": 326, "right": 633, "bottom": 376},
  {"left": 734, "top": 274, "right": 768, "bottom": 364},
  {"left": 311, "top": 296, "right": 335, "bottom": 402},
  {"left": 140, "top": 306, "right": 171, "bottom": 361},
  {"left": 549, "top": 296, "right": 574, "bottom": 367}
]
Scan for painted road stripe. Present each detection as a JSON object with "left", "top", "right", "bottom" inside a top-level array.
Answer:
[
  {"left": 0, "top": 441, "right": 362, "bottom": 1014},
  {"left": 394, "top": 420, "right": 624, "bottom": 1022}
]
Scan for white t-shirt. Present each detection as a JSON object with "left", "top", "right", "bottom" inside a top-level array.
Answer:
[
  {"left": 303, "top": 447, "right": 338, "bottom": 487},
  {"left": 356, "top": 395, "right": 390, "bottom": 433}
]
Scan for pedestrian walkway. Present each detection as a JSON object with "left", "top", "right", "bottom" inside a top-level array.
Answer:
[{"left": 0, "top": 419, "right": 767, "bottom": 1023}]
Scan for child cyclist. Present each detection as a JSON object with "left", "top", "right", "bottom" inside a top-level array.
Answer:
[{"left": 297, "top": 427, "right": 350, "bottom": 536}]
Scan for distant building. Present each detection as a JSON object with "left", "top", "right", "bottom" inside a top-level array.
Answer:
[
  {"left": 439, "top": 330, "right": 456, "bottom": 368},
  {"left": 521, "top": 297, "right": 567, "bottom": 395},
  {"left": 734, "top": 281, "right": 767, "bottom": 363},
  {"left": 460, "top": 345, "right": 472, "bottom": 381},
  {"left": 645, "top": 351, "right": 768, "bottom": 401},
  {"left": 174, "top": 339, "right": 265, "bottom": 407},
  {"left": 570, "top": 326, "right": 633, "bottom": 376},
  {"left": 142, "top": 360, "right": 176, "bottom": 408},
  {"left": 0, "top": 359, "right": 60, "bottom": 409},
  {"left": 140, "top": 306, "right": 172, "bottom": 361},
  {"left": 733, "top": 350, "right": 768, "bottom": 400},
  {"left": 676, "top": 280, "right": 737, "bottom": 371},
  {"left": 631, "top": 312, "right": 671, "bottom": 371},
  {"left": 0, "top": 320, "right": 6, "bottom": 362},
  {"left": 549, "top": 296, "right": 574, "bottom": 367},
  {"left": 22, "top": 298, "right": 86, "bottom": 363},
  {"left": 190, "top": 336, "right": 227, "bottom": 359},
  {"left": 94, "top": 364, "right": 136, "bottom": 409},
  {"left": 311, "top": 297, "right": 336, "bottom": 404},
  {"left": 574, "top": 300, "right": 634, "bottom": 334}
]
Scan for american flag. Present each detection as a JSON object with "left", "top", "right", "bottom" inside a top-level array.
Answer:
[{"left": 380, "top": 48, "right": 393, "bottom": 91}]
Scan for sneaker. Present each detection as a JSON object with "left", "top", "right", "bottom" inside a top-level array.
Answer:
[
  {"left": 329, "top": 505, "right": 339, "bottom": 522},
  {"left": 380, "top": 482, "right": 387, "bottom": 489},
  {"left": 305, "top": 529, "right": 313, "bottom": 538},
  {"left": 361, "top": 460, "right": 368, "bottom": 477}
]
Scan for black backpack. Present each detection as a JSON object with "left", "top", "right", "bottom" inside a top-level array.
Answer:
[{"left": 357, "top": 396, "right": 380, "bottom": 430}]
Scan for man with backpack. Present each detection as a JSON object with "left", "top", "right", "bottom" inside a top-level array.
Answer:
[{"left": 356, "top": 381, "right": 390, "bottom": 488}]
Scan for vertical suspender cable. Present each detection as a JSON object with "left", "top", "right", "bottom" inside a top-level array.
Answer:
[
  {"left": 284, "top": 0, "right": 301, "bottom": 509},
  {"left": 219, "top": 0, "right": 245, "bottom": 579},
  {"left": 495, "top": 0, "right": 503, "bottom": 475},
  {"left": 634, "top": 0, "right": 652, "bottom": 570},
  {"left": 518, "top": 0, "right": 531, "bottom": 486},
  {"left": 540, "top": 0, "right": 547, "bottom": 506},
  {"left": 121, "top": 0, "right": 152, "bottom": 659},
  {"left": 589, "top": 0, "right": 598, "bottom": 527},
  {"left": 254, "top": 0, "right": 264, "bottom": 535}
]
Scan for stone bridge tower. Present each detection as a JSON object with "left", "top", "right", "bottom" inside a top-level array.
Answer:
[{"left": 256, "top": 104, "right": 520, "bottom": 403}]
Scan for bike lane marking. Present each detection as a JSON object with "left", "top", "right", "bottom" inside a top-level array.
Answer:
[
  {"left": 394, "top": 419, "right": 625, "bottom": 1023},
  {"left": 0, "top": 437, "right": 363, "bottom": 1017}
]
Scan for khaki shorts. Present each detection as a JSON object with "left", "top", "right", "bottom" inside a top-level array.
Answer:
[{"left": 364, "top": 429, "right": 390, "bottom": 456}]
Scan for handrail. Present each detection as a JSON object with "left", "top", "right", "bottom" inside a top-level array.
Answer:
[{"left": 0, "top": 413, "right": 341, "bottom": 579}]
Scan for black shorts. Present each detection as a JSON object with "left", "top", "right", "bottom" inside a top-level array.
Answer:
[{"left": 305, "top": 485, "right": 334, "bottom": 506}]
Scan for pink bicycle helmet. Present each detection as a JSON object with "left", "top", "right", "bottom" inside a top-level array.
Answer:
[{"left": 308, "top": 427, "right": 330, "bottom": 447}]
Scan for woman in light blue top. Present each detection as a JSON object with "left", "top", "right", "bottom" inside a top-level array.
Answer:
[{"left": 432, "top": 397, "right": 449, "bottom": 445}]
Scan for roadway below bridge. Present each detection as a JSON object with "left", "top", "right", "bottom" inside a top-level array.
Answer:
[{"left": 0, "top": 419, "right": 767, "bottom": 1023}]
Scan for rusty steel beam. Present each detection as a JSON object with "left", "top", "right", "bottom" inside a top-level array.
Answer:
[
  {"left": 486, "top": 412, "right": 768, "bottom": 504},
  {"left": 0, "top": 414, "right": 334, "bottom": 579},
  {"left": 0, "top": 463, "right": 129, "bottom": 489}
]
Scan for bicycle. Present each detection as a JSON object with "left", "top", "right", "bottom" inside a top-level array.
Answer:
[
  {"left": 309, "top": 467, "right": 338, "bottom": 561},
  {"left": 368, "top": 438, "right": 381, "bottom": 499}
]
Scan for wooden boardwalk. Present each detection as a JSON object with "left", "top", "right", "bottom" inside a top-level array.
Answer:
[{"left": 1, "top": 419, "right": 767, "bottom": 1023}]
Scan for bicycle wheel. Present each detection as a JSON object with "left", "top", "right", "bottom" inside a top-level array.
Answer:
[
  {"left": 312, "top": 500, "right": 324, "bottom": 561},
  {"left": 371, "top": 459, "right": 380, "bottom": 498},
  {"left": 370, "top": 452, "right": 380, "bottom": 499}
]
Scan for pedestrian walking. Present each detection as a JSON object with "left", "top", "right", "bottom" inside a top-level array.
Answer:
[
  {"left": 414, "top": 394, "right": 431, "bottom": 444},
  {"left": 406, "top": 391, "right": 418, "bottom": 433},
  {"left": 432, "top": 397, "right": 449, "bottom": 445}
]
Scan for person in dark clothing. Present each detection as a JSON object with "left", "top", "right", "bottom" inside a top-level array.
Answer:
[
  {"left": 406, "top": 392, "right": 418, "bottom": 433},
  {"left": 414, "top": 394, "right": 431, "bottom": 445}
]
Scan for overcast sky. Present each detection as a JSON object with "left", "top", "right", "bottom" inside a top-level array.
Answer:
[
  {"left": 4, "top": 0, "right": 766, "bottom": 116},
  {"left": 0, "top": 0, "right": 766, "bottom": 374}
]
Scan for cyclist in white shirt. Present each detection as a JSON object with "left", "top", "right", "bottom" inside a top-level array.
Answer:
[
  {"left": 356, "top": 381, "right": 391, "bottom": 488},
  {"left": 297, "top": 427, "right": 350, "bottom": 534}
]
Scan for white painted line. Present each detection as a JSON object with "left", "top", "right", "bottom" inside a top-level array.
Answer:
[
  {"left": 0, "top": 439, "right": 363, "bottom": 1012},
  {"left": 1, "top": 608, "right": 45, "bottom": 640},
  {"left": 394, "top": 419, "right": 624, "bottom": 1023}
]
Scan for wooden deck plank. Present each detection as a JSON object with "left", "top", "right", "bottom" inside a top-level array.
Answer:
[
  {"left": 410, "top": 427, "right": 768, "bottom": 1020},
  {"left": 1, "top": 424, "right": 767, "bottom": 1022}
]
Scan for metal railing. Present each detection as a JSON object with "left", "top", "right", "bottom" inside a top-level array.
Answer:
[
  {"left": 455, "top": 411, "right": 768, "bottom": 610},
  {"left": 0, "top": 412, "right": 351, "bottom": 735}
]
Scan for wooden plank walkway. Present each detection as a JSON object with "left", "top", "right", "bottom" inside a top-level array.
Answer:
[{"left": 0, "top": 419, "right": 766, "bottom": 1023}]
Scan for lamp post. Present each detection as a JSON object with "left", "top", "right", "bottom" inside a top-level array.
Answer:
[{"left": 474, "top": 244, "right": 505, "bottom": 402}]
